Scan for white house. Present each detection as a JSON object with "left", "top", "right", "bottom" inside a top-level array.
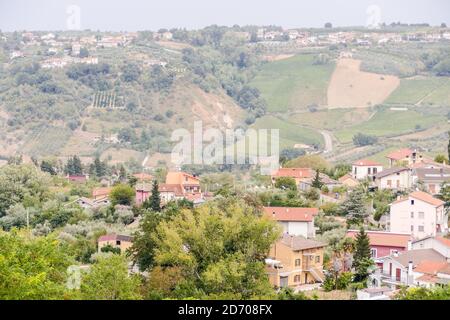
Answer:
[
  {"left": 412, "top": 167, "right": 450, "bottom": 195},
  {"left": 389, "top": 191, "right": 448, "bottom": 239},
  {"left": 263, "top": 207, "right": 318, "bottom": 238},
  {"left": 412, "top": 236, "right": 450, "bottom": 261},
  {"left": 372, "top": 249, "right": 447, "bottom": 289},
  {"left": 375, "top": 167, "right": 412, "bottom": 190},
  {"left": 352, "top": 159, "right": 383, "bottom": 181}
]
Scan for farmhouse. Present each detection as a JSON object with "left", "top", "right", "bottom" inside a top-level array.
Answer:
[
  {"left": 386, "top": 148, "right": 424, "bottom": 167},
  {"left": 97, "top": 234, "right": 133, "bottom": 253},
  {"left": 412, "top": 167, "right": 450, "bottom": 194}
]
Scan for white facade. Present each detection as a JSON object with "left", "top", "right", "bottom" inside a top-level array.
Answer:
[
  {"left": 279, "top": 221, "right": 315, "bottom": 238},
  {"left": 377, "top": 170, "right": 412, "bottom": 190},
  {"left": 352, "top": 164, "right": 383, "bottom": 180},
  {"left": 389, "top": 197, "right": 447, "bottom": 239},
  {"left": 412, "top": 237, "right": 450, "bottom": 260}
]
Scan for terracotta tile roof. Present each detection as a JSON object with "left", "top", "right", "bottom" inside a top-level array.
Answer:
[
  {"left": 263, "top": 207, "right": 318, "bottom": 222},
  {"left": 133, "top": 173, "right": 153, "bottom": 180},
  {"left": 415, "top": 261, "right": 448, "bottom": 274},
  {"left": 346, "top": 230, "right": 411, "bottom": 248},
  {"left": 92, "top": 187, "right": 112, "bottom": 198},
  {"left": 416, "top": 274, "right": 439, "bottom": 283},
  {"left": 272, "top": 168, "right": 314, "bottom": 179},
  {"left": 98, "top": 233, "right": 133, "bottom": 243},
  {"left": 392, "top": 191, "right": 445, "bottom": 207},
  {"left": 436, "top": 236, "right": 450, "bottom": 248},
  {"left": 165, "top": 172, "right": 200, "bottom": 185},
  {"left": 413, "top": 167, "right": 450, "bottom": 182},
  {"left": 338, "top": 174, "right": 357, "bottom": 183},
  {"left": 437, "top": 263, "right": 450, "bottom": 275},
  {"left": 280, "top": 234, "right": 326, "bottom": 251},
  {"left": 159, "top": 183, "right": 185, "bottom": 196},
  {"left": 352, "top": 159, "right": 383, "bottom": 166},
  {"left": 386, "top": 148, "right": 413, "bottom": 161}
]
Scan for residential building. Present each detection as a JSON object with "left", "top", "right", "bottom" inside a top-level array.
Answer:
[
  {"left": 375, "top": 167, "right": 412, "bottom": 190},
  {"left": 271, "top": 168, "right": 314, "bottom": 186},
  {"left": 92, "top": 187, "right": 112, "bottom": 200},
  {"left": 338, "top": 174, "right": 359, "bottom": 188},
  {"left": 266, "top": 235, "right": 326, "bottom": 288},
  {"left": 372, "top": 248, "right": 447, "bottom": 288},
  {"left": 412, "top": 167, "right": 450, "bottom": 194},
  {"left": 346, "top": 230, "right": 412, "bottom": 265},
  {"left": 412, "top": 236, "right": 450, "bottom": 261},
  {"left": 352, "top": 159, "right": 383, "bottom": 181},
  {"left": 386, "top": 148, "right": 424, "bottom": 167},
  {"left": 165, "top": 171, "right": 201, "bottom": 194},
  {"left": 97, "top": 234, "right": 133, "bottom": 253},
  {"left": 298, "top": 173, "right": 341, "bottom": 191},
  {"left": 263, "top": 207, "right": 318, "bottom": 238},
  {"left": 389, "top": 191, "right": 448, "bottom": 239}
]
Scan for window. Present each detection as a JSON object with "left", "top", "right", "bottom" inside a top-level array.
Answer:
[
  {"left": 295, "top": 258, "right": 301, "bottom": 266},
  {"left": 294, "top": 275, "right": 301, "bottom": 283},
  {"left": 419, "top": 212, "right": 425, "bottom": 219},
  {"left": 309, "top": 256, "right": 314, "bottom": 261},
  {"left": 411, "top": 212, "right": 414, "bottom": 218},
  {"left": 373, "top": 167, "right": 378, "bottom": 174},
  {"left": 411, "top": 199, "right": 415, "bottom": 205},
  {"left": 116, "top": 240, "right": 121, "bottom": 245},
  {"left": 368, "top": 168, "right": 371, "bottom": 174},
  {"left": 418, "top": 226, "right": 424, "bottom": 232},
  {"left": 370, "top": 248, "right": 377, "bottom": 258},
  {"left": 315, "top": 256, "right": 320, "bottom": 263},
  {"left": 354, "top": 167, "right": 357, "bottom": 174},
  {"left": 411, "top": 225, "right": 414, "bottom": 232}
]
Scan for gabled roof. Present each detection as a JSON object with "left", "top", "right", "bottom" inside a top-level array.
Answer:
[
  {"left": 280, "top": 234, "right": 326, "bottom": 251},
  {"left": 271, "top": 168, "right": 314, "bottom": 179},
  {"left": 375, "top": 167, "right": 409, "bottom": 179},
  {"left": 346, "top": 230, "right": 411, "bottom": 248},
  {"left": 338, "top": 174, "right": 357, "bottom": 182},
  {"left": 159, "top": 183, "right": 185, "bottom": 196},
  {"left": 263, "top": 207, "right": 318, "bottom": 222},
  {"left": 415, "top": 261, "right": 449, "bottom": 274},
  {"left": 98, "top": 233, "right": 133, "bottom": 243},
  {"left": 413, "top": 167, "right": 450, "bottom": 182},
  {"left": 392, "top": 191, "right": 445, "bottom": 207},
  {"left": 352, "top": 159, "right": 382, "bottom": 166},
  {"left": 165, "top": 172, "right": 200, "bottom": 185},
  {"left": 386, "top": 148, "right": 413, "bottom": 161},
  {"left": 391, "top": 249, "right": 446, "bottom": 268}
]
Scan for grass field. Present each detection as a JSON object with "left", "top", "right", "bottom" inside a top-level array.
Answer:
[
  {"left": 385, "top": 77, "right": 449, "bottom": 105},
  {"left": 23, "top": 126, "right": 73, "bottom": 156},
  {"left": 250, "top": 54, "right": 335, "bottom": 112},
  {"left": 289, "top": 108, "right": 372, "bottom": 130},
  {"left": 251, "top": 115, "right": 324, "bottom": 149},
  {"left": 335, "top": 109, "right": 443, "bottom": 143}
]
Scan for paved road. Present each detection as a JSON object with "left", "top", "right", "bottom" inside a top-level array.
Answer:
[{"left": 319, "top": 130, "right": 333, "bottom": 154}]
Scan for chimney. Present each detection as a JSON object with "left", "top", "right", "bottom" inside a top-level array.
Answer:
[
  {"left": 407, "top": 261, "right": 414, "bottom": 285},
  {"left": 407, "top": 240, "right": 412, "bottom": 251}
]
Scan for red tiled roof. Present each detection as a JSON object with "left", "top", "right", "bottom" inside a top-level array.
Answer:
[
  {"left": 437, "top": 236, "right": 450, "bottom": 248},
  {"left": 352, "top": 159, "right": 383, "bottom": 166},
  {"left": 416, "top": 274, "right": 439, "bottom": 283},
  {"left": 415, "top": 261, "right": 448, "bottom": 274},
  {"left": 401, "top": 191, "right": 444, "bottom": 207},
  {"left": 346, "top": 230, "right": 411, "bottom": 248},
  {"left": 272, "top": 168, "right": 313, "bottom": 179},
  {"left": 92, "top": 187, "right": 112, "bottom": 198},
  {"left": 159, "top": 183, "right": 185, "bottom": 196},
  {"left": 263, "top": 207, "right": 318, "bottom": 222},
  {"left": 386, "top": 148, "right": 413, "bottom": 161}
]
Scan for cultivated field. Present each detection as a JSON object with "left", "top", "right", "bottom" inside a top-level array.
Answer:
[
  {"left": 250, "top": 54, "right": 335, "bottom": 112},
  {"left": 327, "top": 58, "right": 400, "bottom": 108},
  {"left": 386, "top": 76, "right": 450, "bottom": 105},
  {"left": 251, "top": 115, "right": 324, "bottom": 150}
]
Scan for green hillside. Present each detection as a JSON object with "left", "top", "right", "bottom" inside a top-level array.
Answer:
[
  {"left": 251, "top": 115, "right": 324, "bottom": 150},
  {"left": 250, "top": 54, "right": 335, "bottom": 112}
]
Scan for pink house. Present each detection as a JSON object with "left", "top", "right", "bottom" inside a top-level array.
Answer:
[
  {"left": 389, "top": 191, "right": 448, "bottom": 239},
  {"left": 346, "top": 230, "right": 412, "bottom": 266}
]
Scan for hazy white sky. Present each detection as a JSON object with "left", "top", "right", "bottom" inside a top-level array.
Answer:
[{"left": 0, "top": 0, "right": 449, "bottom": 31}]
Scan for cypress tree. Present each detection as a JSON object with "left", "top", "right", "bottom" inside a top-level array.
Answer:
[
  {"left": 352, "top": 227, "right": 373, "bottom": 283},
  {"left": 311, "top": 169, "right": 323, "bottom": 189},
  {"left": 150, "top": 180, "right": 161, "bottom": 212}
]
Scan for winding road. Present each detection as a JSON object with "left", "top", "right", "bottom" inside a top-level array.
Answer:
[{"left": 319, "top": 130, "right": 333, "bottom": 154}]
